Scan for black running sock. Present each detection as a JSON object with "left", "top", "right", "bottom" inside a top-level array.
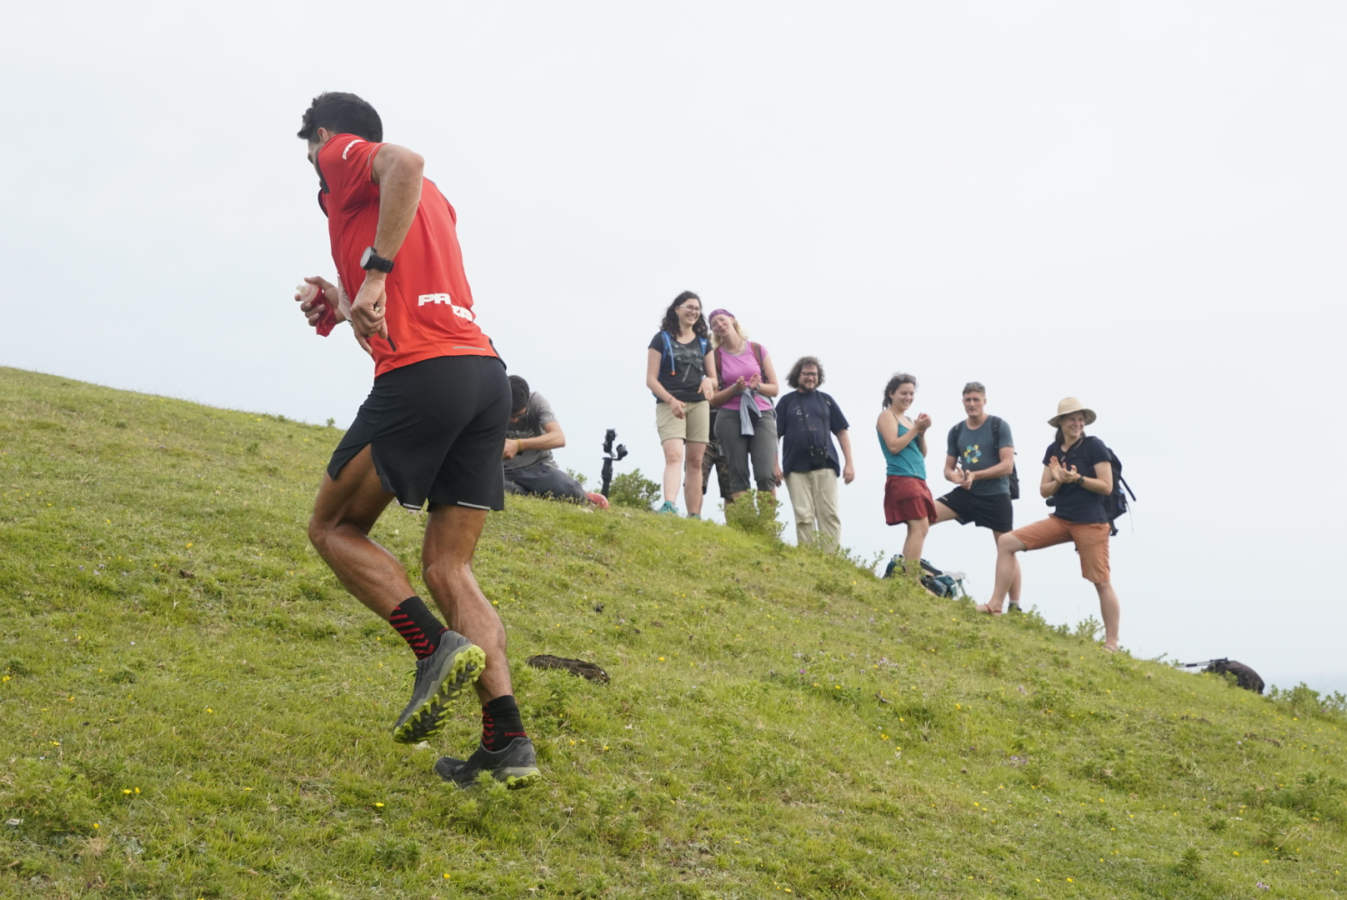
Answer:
[
  {"left": 388, "top": 596, "right": 447, "bottom": 659},
  {"left": 481, "top": 695, "right": 527, "bottom": 752}
]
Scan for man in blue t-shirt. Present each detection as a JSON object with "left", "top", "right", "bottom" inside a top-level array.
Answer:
[
  {"left": 774, "top": 356, "right": 855, "bottom": 551},
  {"left": 931, "top": 382, "right": 1022, "bottom": 608}
]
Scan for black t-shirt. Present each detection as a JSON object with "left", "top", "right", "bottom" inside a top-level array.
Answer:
[
  {"left": 777, "top": 389, "right": 849, "bottom": 475},
  {"left": 648, "top": 332, "right": 709, "bottom": 403},
  {"left": 1043, "top": 435, "right": 1110, "bottom": 523}
]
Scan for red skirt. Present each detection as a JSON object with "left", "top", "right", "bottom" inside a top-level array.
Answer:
[{"left": 884, "top": 475, "right": 936, "bottom": 526}]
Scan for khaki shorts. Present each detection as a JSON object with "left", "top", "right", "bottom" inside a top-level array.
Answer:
[
  {"left": 655, "top": 400, "right": 710, "bottom": 444},
  {"left": 1012, "top": 516, "right": 1111, "bottom": 583}
]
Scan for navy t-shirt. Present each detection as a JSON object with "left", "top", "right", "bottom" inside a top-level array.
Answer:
[
  {"left": 777, "top": 389, "right": 850, "bottom": 475},
  {"left": 1044, "top": 435, "right": 1110, "bottom": 523},
  {"left": 648, "top": 332, "right": 709, "bottom": 403}
]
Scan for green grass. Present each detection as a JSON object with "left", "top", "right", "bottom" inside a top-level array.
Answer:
[{"left": 2, "top": 365, "right": 1345, "bottom": 898}]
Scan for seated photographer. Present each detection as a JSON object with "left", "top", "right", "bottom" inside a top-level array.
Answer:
[{"left": 504, "top": 375, "right": 606, "bottom": 507}]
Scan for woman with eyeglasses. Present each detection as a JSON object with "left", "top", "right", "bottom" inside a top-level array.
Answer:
[{"left": 645, "top": 291, "right": 717, "bottom": 517}]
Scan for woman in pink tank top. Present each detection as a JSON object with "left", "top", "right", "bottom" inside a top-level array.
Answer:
[{"left": 707, "top": 309, "right": 781, "bottom": 503}]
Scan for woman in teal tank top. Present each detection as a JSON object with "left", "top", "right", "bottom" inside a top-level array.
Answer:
[{"left": 876, "top": 373, "right": 937, "bottom": 572}]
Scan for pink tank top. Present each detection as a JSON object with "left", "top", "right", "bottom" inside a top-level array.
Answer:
[{"left": 718, "top": 344, "right": 773, "bottom": 412}]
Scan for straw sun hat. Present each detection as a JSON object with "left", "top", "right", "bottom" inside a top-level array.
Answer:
[{"left": 1048, "top": 397, "right": 1097, "bottom": 427}]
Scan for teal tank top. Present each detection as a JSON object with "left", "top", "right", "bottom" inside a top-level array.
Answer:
[{"left": 878, "top": 421, "right": 926, "bottom": 479}]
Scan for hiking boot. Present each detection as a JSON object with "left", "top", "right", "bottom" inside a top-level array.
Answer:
[
  {"left": 658, "top": 501, "right": 679, "bottom": 515},
  {"left": 434, "top": 737, "right": 541, "bottom": 789},
  {"left": 391, "top": 632, "right": 485, "bottom": 744}
]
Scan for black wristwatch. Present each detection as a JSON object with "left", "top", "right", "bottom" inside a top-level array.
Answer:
[{"left": 360, "top": 246, "right": 395, "bottom": 273}]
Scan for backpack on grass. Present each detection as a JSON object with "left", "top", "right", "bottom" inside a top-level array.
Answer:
[{"left": 882, "top": 555, "right": 967, "bottom": 600}]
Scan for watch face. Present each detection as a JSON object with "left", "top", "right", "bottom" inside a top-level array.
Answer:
[{"left": 360, "top": 246, "right": 374, "bottom": 268}]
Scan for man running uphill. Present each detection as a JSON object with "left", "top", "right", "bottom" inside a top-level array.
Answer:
[{"left": 293, "top": 92, "right": 538, "bottom": 788}]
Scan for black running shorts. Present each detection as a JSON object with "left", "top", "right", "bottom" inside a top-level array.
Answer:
[
  {"left": 936, "top": 487, "right": 1014, "bottom": 533},
  {"left": 328, "top": 355, "right": 510, "bottom": 510}
]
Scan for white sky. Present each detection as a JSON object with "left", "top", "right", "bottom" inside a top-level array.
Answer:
[{"left": 5, "top": 1, "right": 1345, "bottom": 694}]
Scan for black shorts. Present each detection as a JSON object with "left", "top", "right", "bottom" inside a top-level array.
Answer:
[
  {"left": 328, "top": 355, "right": 510, "bottom": 511},
  {"left": 936, "top": 488, "right": 1013, "bottom": 533}
]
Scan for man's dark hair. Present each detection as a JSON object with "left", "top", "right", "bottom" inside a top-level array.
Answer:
[
  {"left": 508, "top": 375, "right": 531, "bottom": 414},
  {"left": 297, "top": 92, "right": 383, "bottom": 142},
  {"left": 787, "top": 356, "right": 825, "bottom": 389},
  {"left": 659, "top": 291, "right": 708, "bottom": 338}
]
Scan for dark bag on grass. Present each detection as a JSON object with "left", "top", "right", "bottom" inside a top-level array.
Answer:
[
  {"left": 1203, "top": 658, "right": 1265, "bottom": 695},
  {"left": 882, "top": 555, "right": 967, "bottom": 599}
]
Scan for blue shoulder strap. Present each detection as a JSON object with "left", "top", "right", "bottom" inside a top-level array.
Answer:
[
  {"left": 661, "top": 331, "right": 676, "bottom": 375},
  {"left": 661, "top": 333, "right": 707, "bottom": 376}
]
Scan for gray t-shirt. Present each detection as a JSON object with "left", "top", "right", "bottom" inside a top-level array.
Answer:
[
  {"left": 946, "top": 417, "right": 1014, "bottom": 496},
  {"left": 504, "top": 393, "right": 558, "bottom": 471}
]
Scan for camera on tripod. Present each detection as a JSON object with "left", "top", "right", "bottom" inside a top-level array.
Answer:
[{"left": 600, "top": 428, "right": 627, "bottom": 496}]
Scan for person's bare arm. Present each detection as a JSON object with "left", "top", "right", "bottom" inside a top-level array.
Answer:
[
  {"left": 967, "top": 445, "right": 1015, "bottom": 486},
  {"left": 838, "top": 428, "right": 855, "bottom": 484},
  {"left": 877, "top": 411, "right": 919, "bottom": 454},
  {"left": 504, "top": 421, "right": 566, "bottom": 459},
  {"left": 346, "top": 144, "right": 425, "bottom": 350},
  {"left": 754, "top": 350, "right": 780, "bottom": 398}
]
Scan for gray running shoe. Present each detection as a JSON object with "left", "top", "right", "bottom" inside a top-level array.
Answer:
[
  {"left": 434, "top": 737, "right": 541, "bottom": 789},
  {"left": 391, "top": 632, "right": 485, "bottom": 744}
]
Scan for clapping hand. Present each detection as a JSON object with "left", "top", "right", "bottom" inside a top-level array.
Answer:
[
  {"left": 1048, "top": 457, "right": 1079, "bottom": 485},
  {"left": 914, "top": 412, "right": 932, "bottom": 432}
]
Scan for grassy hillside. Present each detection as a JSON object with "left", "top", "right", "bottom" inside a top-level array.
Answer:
[{"left": 1, "top": 366, "right": 1344, "bottom": 899}]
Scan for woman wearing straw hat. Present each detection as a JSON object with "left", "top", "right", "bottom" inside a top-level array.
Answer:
[{"left": 977, "top": 397, "right": 1121, "bottom": 651}]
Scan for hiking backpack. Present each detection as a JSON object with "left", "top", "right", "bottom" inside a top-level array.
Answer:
[
  {"left": 882, "top": 555, "right": 967, "bottom": 599},
  {"left": 1103, "top": 444, "right": 1136, "bottom": 536}
]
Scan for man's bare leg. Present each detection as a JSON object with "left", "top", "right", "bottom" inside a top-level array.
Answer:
[
  {"left": 421, "top": 504, "right": 511, "bottom": 702},
  {"left": 307, "top": 445, "right": 408, "bottom": 616},
  {"left": 424, "top": 504, "right": 540, "bottom": 788},
  {"left": 309, "top": 446, "right": 484, "bottom": 743}
]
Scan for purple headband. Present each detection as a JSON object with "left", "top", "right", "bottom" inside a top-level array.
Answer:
[{"left": 707, "top": 308, "right": 734, "bottom": 321}]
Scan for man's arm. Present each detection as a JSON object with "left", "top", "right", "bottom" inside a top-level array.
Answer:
[
  {"left": 347, "top": 144, "right": 425, "bottom": 350},
  {"left": 837, "top": 428, "right": 855, "bottom": 484},
  {"left": 503, "top": 421, "right": 566, "bottom": 460},
  {"left": 966, "top": 446, "right": 1015, "bottom": 485}
]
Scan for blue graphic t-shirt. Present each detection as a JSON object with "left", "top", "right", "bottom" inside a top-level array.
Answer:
[{"left": 946, "top": 417, "right": 1014, "bottom": 497}]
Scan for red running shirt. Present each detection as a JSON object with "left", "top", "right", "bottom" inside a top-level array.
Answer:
[{"left": 316, "top": 133, "right": 496, "bottom": 377}]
